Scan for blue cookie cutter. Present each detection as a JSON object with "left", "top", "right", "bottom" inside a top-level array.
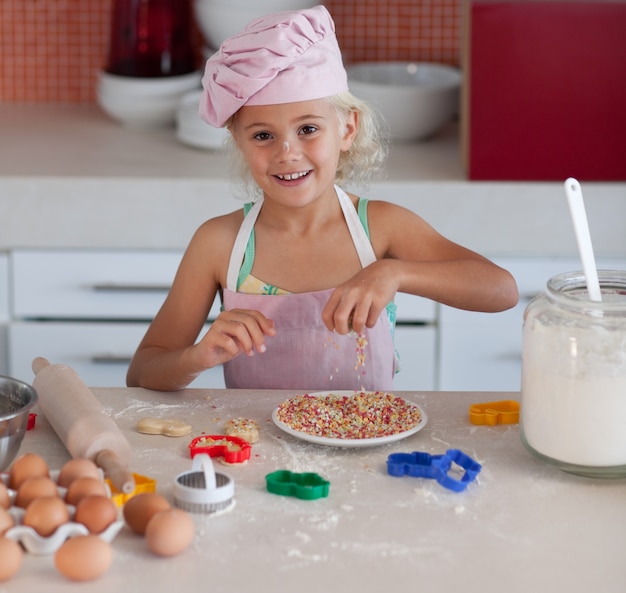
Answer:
[{"left": 387, "top": 449, "right": 481, "bottom": 492}]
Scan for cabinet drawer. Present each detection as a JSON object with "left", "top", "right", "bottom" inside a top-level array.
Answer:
[
  {"left": 9, "top": 322, "right": 225, "bottom": 389},
  {"left": 10, "top": 249, "right": 220, "bottom": 321},
  {"left": 394, "top": 292, "right": 437, "bottom": 322},
  {"left": 0, "top": 253, "right": 7, "bottom": 375},
  {"left": 393, "top": 324, "right": 437, "bottom": 391},
  {"left": 0, "top": 253, "right": 8, "bottom": 322}
]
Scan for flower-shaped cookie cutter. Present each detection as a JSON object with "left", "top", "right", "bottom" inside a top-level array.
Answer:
[
  {"left": 188, "top": 434, "right": 252, "bottom": 464},
  {"left": 469, "top": 400, "right": 520, "bottom": 425},
  {"left": 265, "top": 470, "right": 330, "bottom": 500},
  {"left": 387, "top": 449, "right": 482, "bottom": 492}
]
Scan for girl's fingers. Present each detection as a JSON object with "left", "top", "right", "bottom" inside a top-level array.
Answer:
[{"left": 217, "top": 310, "right": 275, "bottom": 354}]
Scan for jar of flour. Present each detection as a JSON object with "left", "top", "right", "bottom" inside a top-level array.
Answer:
[{"left": 520, "top": 270, "right": 626, "bottom": 478}]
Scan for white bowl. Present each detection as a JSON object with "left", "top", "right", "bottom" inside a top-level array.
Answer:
[
  {"left": 193, "top": 0, "right": 318, "bottom": 49},
  {"left": 97, "top": 90, "right": 182, "bottom": 128},
  {"left": 98, "top": 70, "right": 201, "bottom": 98},
  {"left": 97, "top": 71, "right": 202, "bottom": 127},
  {"left": 347, "top": 62, "right": 461, "bottom": 142},
  {"left": 176, "top": 90, "right": 229, "bottom": 149}
]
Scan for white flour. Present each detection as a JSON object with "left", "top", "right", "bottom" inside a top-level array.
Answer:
[{"left": 521, "top": 320, "right": 626, "bottom": 466}]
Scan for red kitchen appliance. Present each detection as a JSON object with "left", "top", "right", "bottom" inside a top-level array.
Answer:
[
  {"left": 461, "top": 1, "right": 626, "bottom": 181},
  {"left": 106, "top": 0, "right": 196, "bottom": 77}
]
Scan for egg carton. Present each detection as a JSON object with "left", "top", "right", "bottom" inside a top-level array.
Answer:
[{"left": 1, "top": 469, "right": 123, "bottom": 555}]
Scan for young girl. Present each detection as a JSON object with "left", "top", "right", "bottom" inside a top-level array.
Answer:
[{"left": 126, "top": 5, "right": 518, "bottom": 392}]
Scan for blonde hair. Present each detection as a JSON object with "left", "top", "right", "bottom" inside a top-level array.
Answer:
[{"left": 224, "top": 91, "right": 388, "bottom": 201}]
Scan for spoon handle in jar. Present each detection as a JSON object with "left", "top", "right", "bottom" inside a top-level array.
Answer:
[{"left": 564, "top": 177, "right": 602, "bottom": 302}]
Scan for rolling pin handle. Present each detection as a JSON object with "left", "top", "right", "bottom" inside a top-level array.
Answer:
[{"left": 96, "top": 449, "right": 136, "bottom": 494}]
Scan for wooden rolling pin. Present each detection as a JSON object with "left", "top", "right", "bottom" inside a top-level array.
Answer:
[{"left": 32, "top": 357, "right": 135, "bottom": 494}]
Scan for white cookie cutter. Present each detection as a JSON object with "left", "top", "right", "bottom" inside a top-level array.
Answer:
[{"left": 173, "top": 454, "right": 235, "bottom": 514}]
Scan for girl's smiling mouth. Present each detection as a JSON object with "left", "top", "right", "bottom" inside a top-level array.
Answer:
[{"left": 275, "top": 170, "right": 311, "bottom": 181}]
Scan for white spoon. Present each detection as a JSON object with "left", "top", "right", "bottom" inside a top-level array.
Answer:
[{"left": 564, "top": 177, "right": 602, "bottom": 302}]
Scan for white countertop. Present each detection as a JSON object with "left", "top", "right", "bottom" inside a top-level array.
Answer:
[
  {"left": 7, "top": 388, "right": 625, "bottom": 593},
  {"left": 1, "top": 104, "right": 625, "bottom": 257}
]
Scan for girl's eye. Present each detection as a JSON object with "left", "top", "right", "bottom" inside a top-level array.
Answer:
[
  {"left": 299, "top": 125, "right": 318, "bottom": 135},
  {"left": 253, "top": 131, "right": 272, "bottom": 141}
]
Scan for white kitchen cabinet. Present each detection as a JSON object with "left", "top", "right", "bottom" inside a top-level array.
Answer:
[
  {"left": 391, "top": 292, "right": 438, "bottom": 390},
  {"left": 8, "top": 249, "right": 223, "bottom": 388},
  {"left": 12, "top": 249, "right": 190, "bottom": 320},
  {"left": 393, "top": 323, "right": 437, "bottom": 390},
  {"left": 9, "top": 321, "right": 224, "bottom": 388},
  {"left": 7, "top": 249, "right": 439, "bottom": 390},
  {"left": 0, "top": 252, "right": 8, "bottom": 375},
  {"left": 11, "top": 249, "right": 623, "bottom": 392},
  {"left": 438, "top": 257, "right": 626, "bottom": 391}
]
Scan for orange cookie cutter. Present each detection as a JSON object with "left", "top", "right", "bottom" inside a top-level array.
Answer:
[
  {"left": 188, "top": 435, "right": 252, "bottom": 464},
  {"left": 106, "top": 473, "right": 156, "bottom": 507},
  {"left": 469, "top": 400, "right": 520, "bottom": 426}
]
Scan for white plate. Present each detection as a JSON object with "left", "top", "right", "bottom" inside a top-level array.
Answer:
[{"left": 272, "top": 391, "right": 427, "bottom": 448}]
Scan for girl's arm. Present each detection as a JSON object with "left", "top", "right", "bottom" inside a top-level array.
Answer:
[
  {"left": 126, "top": 216, "right": 275, "bottom": 391},
  {"left": 323, "top": 200, "right": 519, "bottom": 334}
]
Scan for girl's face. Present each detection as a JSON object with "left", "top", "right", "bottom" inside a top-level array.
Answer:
[{"left": 231, "top": 98, "right": 357, "bottom": 207}]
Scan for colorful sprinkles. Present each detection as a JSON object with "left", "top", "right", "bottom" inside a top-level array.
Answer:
[
  {"left": 325, "top": 331, "right": 369, "bottom": 382},
  {"left": 354, "top": 333, "right": 368, "bottom": 371},
  {"left": 275, "top": 391, "right": 422, "bottom": 440}
]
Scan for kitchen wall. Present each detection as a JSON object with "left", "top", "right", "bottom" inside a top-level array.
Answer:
[{"left": 0, "top": 0, "right": 461, "bottom": 103}]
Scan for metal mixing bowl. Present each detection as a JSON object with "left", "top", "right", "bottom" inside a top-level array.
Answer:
[{"left": 0, "top": 375, "right": 38, "bottom": 472}]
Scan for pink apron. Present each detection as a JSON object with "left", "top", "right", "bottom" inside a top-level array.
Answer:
[{"left": 222, "top": 186, "right": 396, "bottom": 391}]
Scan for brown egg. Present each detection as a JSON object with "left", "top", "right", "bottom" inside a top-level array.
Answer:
[
  {"left": 8, "top": 452, "right": 49, "bottom": 490},
  {"left": 65, "top": 476, "right": 108, "bottom": 506},
  {"left": 74, "top": 495, "right": 118, "bottom": 534},
  {"left": 57, "top": 458, "right": 101, "bottom": 488},
  {"left": 15, "top": 476, "right": 59, "bottom": 508},
  {"left": 22, "top": 496, "right": 70, "bottom": 537},
  {"left": 145, "top": 508, "right": 194, "bottom": 557},
  {"left": 122, "top": 492, "right": 170, "bottom": 535},
  {"left": 0, "top": 507, "right": 15, "bottom": 535},
  {"left": 0, "top": 537, "right": 23, "bottom": 582},
  {"left": 54, "top": 534, "right": 112, "bottom": 581},
  {"left": 0, "top": 482, "right": 10, "bottom": 509}
]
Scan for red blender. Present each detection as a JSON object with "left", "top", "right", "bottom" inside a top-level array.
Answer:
[{"left": 106, "top": 0, "right": 196, "bottom": 78}]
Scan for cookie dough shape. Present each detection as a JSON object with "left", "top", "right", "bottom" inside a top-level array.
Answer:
[
  {"left": 137, "top": 417, "right": 192, "bottom": 437},
  {"left": 223, "top": 417, "right": 259, "bottom": 444}
]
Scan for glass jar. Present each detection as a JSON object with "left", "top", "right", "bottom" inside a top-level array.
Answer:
[{"left": 520, "top": 270, "right": 626, "bottom": 479}]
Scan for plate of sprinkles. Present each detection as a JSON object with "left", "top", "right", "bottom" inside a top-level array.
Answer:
[{"left": 272, "top": 391, "right": 427, "bottom": 448}]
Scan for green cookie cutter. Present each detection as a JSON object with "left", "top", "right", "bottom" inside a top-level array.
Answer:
[{"left": 265, "top": 470, "right": 330, "bottom": 500}]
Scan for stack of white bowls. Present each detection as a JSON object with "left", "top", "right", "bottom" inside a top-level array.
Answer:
[
  {"left": 193, "top": 0, "right": 319, "bottom": 49},
  {"left": 176, "top": 90, "right": 229, "bottom": 149},
  {"left": 97, "top": 70, "right": 202, "bottom": 128}
]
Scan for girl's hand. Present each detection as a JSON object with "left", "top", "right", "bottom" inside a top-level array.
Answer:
[
  {"left": 194, "top": 308, "right": 277, "bottom": 367},
  {"left": 322, "top": 261, "right": 399, "bottom": 334}
]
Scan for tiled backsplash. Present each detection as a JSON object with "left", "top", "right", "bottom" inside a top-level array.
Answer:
[{"left": 0, "top": 0, "right": 461, "bottom": 103}]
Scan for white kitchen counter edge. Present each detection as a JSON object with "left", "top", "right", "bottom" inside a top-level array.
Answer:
[{"left": 2, "top": 175, "right": 625, "bottom": 257}]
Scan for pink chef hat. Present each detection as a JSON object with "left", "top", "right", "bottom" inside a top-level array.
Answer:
[{"left": 199, "top": 5, "right": 348, "bottom": 128}]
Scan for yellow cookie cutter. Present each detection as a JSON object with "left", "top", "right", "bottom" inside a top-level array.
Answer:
[
  {"left": 469, "top": 400, "right": 520, "bottom": 426},
  {"left": 106, "top": 473, "right": 156, "bottom": 507}
]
